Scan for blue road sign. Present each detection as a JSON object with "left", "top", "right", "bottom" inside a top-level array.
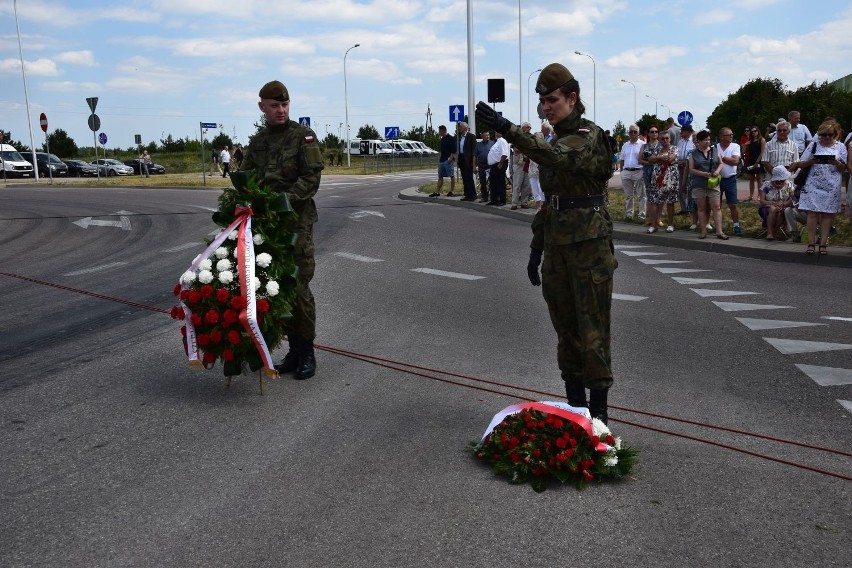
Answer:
[
  {"left": 449, "top": 105, "right": 465, "bottom": 122},
  {"left": 385, "top": 126, "right": 400, "bottom": 139},
  {"left": 299, "top": 117, "right": 310, "bottom": 127},
  {"left": 98, "top": 132, "right": 107, "bottom": 145},
  {"left": 677, "top": 111, "right": 693, "bottom": 126},
  {"left": 200, "top": 122, "right": 217, "bottom": 129}
]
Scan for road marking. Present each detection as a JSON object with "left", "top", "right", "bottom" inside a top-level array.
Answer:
[
  {"left": 822, "top": 316, "right": 852, "bottom": 322},
  {"left": 838, "top": 400, "right": 852, "bottom": 415},
  {"left": 764, "top": 338, "right": 852, "bottom": 355},
  {"left": 691, "top": 288, "right": 760, "bottom": 298},
  {"left": 163, "top": 242, "right": 204, "bottom": 252},
  {"left": 614, "top": 245, "right": 653, "bottom": 249},
  {"left": 713, "top": 301, "right": 793, "bottom": 312},
  {"left": 411, "top": 268, "right": 485, "bottom": 280},
  {"left": 795, "top": 365, "right": 852, "bottom": 386},
  {"left": 334, "top": 252, "right": 384, "bottom": 263},
  {"left": 187, "top": 205, "right": 218, "bottom": 211},
  {"left": 64, "top": 262, "right": 128, "bottom": 276},
  {"left": 349, "top": 210, "right": 386, "bottom": 219},
  {"left": 654, "top": 267, "right": 711, "bottom": 274},
  {"left": 613, "top": 293, "right": 647, "bottom": 301},
  {"left": 735, "top": 317, "right": 827, "bottom": 331},
  {"left": 619, "top": 250, "right": 669, "bottom": 257},
  {"left": 636, "top": 259, "right": 692, "bottom": 265},
  {"left": 671, "top": 277, "right": 733, "bottom": 284},
  {"left": 73, "top": 216, "right": 131, "bottom": 230}
]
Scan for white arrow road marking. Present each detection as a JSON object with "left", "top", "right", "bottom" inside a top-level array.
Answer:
[
  {"left": 671, "top": 277, "right": 733, "bottom": 284},
  {"left": 619, "top": 250, "right": 669, "bottom": 257},
  {"left": 735, "top": 317, "right": 827, "bottom": 331},
  {"left": 613, "top": 293, "right": 647, "bottom": 301},
  {"left": 654, "top": 267, "right": 711, "bottom": 274},
  {"left": 822, "top": 316, "right": 852, "bottom": 322},
  {"left": 637, "top": 259, "right": 692, "bottom": 265},
  {"left": 764, "top": 338, "right": 852, "bottom": 355},
  {"left": 187, "top": 205, "right": 218, "bottom": 211},
  {"left": 613, "top": 245, "right": 654, "bottom": 249},
  {"left": 691, "top": 288, "right": 760, "bottom": 298},
  {"left": 838, "top": 400, "right": 852, "bottom": 415},
  {"left": 795, "top": 365, "right": 852, "bottom": 386},
  {"left": 712, "top": 301, "right": 792, "bottom": 312},
  {"left": 334, "top": 252, "right": 384, "bottom": 263},
  {"left": 349, "top": 210, "right": 386, "bottom": 219},
  {"left": 163, "top": 242, "right": 205, "bottom": 252},
  {"left": 64, "top": 262, "right": 128, "bottom": 276},
  {"left": 411, "top": 268, "right": 485, "bottom": 280},
  {"left": 73, "top": 210, "right": 133, "bottom": 230}
]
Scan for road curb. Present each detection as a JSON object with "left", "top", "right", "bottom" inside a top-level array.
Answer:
[{"left": 398, "top": 187, "right": 852, "bottom": 268}]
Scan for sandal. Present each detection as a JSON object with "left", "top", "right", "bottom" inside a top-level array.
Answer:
[
  {"left": 716, "top": 233, "right": 729, "bottom": 240},
  {"left": 698, "top": 232, "right": 707, "bottom": 239},
  {"left": 806, "top": 243, "right": 815, "bottom": 255},
  {"left": 819, "top": 245, "right": 828, "bottom": 256}
]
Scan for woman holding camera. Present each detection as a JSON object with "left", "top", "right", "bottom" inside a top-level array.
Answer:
[
  {"left": 744, "top": 126, "right": 766, "bottom": 201},
  {"left": 792, "top": 120, "right": 848, "bottom": 255}
]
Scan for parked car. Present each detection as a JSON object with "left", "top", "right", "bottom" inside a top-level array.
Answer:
[
  {"left": 123, "top": 159, "right": 166, "bottom": 175},
  {"left": 91, "top": 158, "right": 134, "bottom": 176},
  {"left": 63, "top": 159, "right": 98, "bottom": 177},
  {"left": 0, "top": 144, "right": 34, "bottom": 178},
  {"left": 24, "top": 152, "right": 69, "bottom": 177}
]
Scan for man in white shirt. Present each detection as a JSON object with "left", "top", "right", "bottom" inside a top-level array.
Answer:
[
  {"left": 618, "top": 124, "right": 645, "bottom": 220},
  {"left": 675, "top": 124, "right": 695, "bottom": 214},
  {"left": 220, "top": 145, "right": 231, "bottom": 178},
  {"left": 486, "top": 131, "right": 510, "bottom": 205},
  {"left": 787, "top": 111, "right": 813, "bottom": 155},
  {"left": 716, "top": 128, "right": 741, "bottom": 235}
]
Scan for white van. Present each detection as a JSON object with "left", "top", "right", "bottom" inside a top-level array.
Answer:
[
  {"left": 0, "top": 144, "right": 35, "bottom": 178},
  {"left": 347, "top": 139, "right": 393, "bottom": 156}
]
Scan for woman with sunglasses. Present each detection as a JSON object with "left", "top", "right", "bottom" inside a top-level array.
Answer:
[
  {"left": 647, "top": 132, "right": 678, "bottom": 233},
  {"left": 791, "top": 120, "right": 848, "bottom": 255},
  {"left": 639, "top": 126, "right": 661, "bottom": 226},
  {"left": 688, "top": 130, "right": 726, "bottom": 239},
  {"left": 744, "top": 126, "right": 766, "bottom": 201}
]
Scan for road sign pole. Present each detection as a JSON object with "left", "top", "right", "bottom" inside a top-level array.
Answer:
[{"left": 200, "top": 122, "right": 206, "bottom": 187}]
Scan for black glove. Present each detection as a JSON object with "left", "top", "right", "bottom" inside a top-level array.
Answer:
[
  {"left": 475, "top": 101, "right": 511, "bottom": 135},
  {"left": 527, "top": 248, "right": 542, "bottom": 286}
]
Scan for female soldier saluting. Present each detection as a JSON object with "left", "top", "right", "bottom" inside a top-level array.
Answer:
[{"left": 475, "top": 63, "right": 617, "bottom": 423}]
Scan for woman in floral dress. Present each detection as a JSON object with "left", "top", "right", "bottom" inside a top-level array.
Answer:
[
  {"left": 639, "top": 126, "right": 661, "bottom": 226},
  {"left": 792, "top": 120, "right": 849, "bottom": 255},
  {"left": 646, "top": 132, "right": 679, "bottom": 233}
]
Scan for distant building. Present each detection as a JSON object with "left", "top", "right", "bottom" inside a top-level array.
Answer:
[{"left": 829, "top": 73, "right": 852, "bottom": 93}]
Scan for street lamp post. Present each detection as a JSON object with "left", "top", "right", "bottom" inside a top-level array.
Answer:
[
  {"left": 645, "top": 94, "right": 658, "bottom": 118},
  {"left": 574, "top": 51, "right": 595, "bottom": 123},
  {"left": 344, "top": 43, "right": 360, "bottom": 168},
  {"left": 661, "top": 104, "right": 671, "bottom": 118},
  {"left": 527, "top": 68, "right": 541, "bottom": 124},
  {"left": 621, "top": 79, "right": 636, "bottom": 123}
]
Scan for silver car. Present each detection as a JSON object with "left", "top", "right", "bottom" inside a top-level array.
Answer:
[{"left": 91, "top": 158, "right": 134, "bottom": 176}]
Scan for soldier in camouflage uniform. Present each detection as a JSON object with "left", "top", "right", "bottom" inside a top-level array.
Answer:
[
  {"left": 476, "top": 63, "right": 617, "bottom": 423},
  {"left": 241, "top": 80, "right": 324, "bottom": 380}
]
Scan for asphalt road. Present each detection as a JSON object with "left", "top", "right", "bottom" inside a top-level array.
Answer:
[{"left": 1, "top": 174, "right": 851, "bottom": 567}]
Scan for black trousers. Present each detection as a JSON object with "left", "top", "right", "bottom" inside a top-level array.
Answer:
[
  {"left": 477, "top": 162, "right": 489, "bottom": 200},
  {"left": 459, "top": 159, "right": 476, "bottom": 199},
  {"left": 488, "top": 163, "right": 506, "bottom": 204}
]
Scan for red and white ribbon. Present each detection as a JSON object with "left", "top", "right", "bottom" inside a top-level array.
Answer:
[{"left": 479, "top": 401, "right": 610, "bottom": 452}]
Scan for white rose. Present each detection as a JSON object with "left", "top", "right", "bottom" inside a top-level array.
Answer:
[
  {"left": 228, "top": 230, "right": 238, "bottom": 241},
  {"left": 604, "top": 455, "right": 619, "bottom": 467},
  {"left": 215, "top": 247, "right": 229, "bottom": 259},
  {"left": 198, "top": 270, "right": 214, "bottom": 284},
  {"left": 199, "top": 258, "right": 212, "bottom": 271},
  {"left": 253, "top": 234, "right": 264, "bottom": 245},
  {"left": 256, "top": 253, "right": 272, "bottom": 268},
  {"left": 216, "top": 258, "right": 232, "bottom": 272},
  {"left": 218, "top": 270, "right": 234, "bottom": 285},
  {"left": 591, "top": 417, "right": 610, "bottom": 438},
  {"left": 266, "top": 280, "right": 279, "bottom": 297},
  {"left": 253, "top": 277, "right": 261, "bottom": 291},
  {"left": 180, "top": 271, "right": 196, "bottom": 285}
]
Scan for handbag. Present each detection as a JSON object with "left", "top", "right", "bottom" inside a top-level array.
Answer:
[
  {"left": 707, "top": 174, "right": 721, "bottom": 189},
  {"left": 793, "top": 142, "right": 818, "bottom": 190}
]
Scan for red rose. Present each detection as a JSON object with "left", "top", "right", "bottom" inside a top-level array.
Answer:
[
  {"left": 216, "top": 288, "right": 230, "bottom": 303},
  {"left": 169, "top": 306, "right": 181, "bottom": 319},
  {"left": 197, "top": 333, "right": 210, "bottom": 346},
  {"left": 526, "top": 420, "right": 536, "bottom": 429},
  {"left": 532, "top": 448, "right": 541, "bottom": 458},
  {"left": 223, "top": 309, "right": 239, "bottom": 324},
  {"left": 581, "top": 459, "right": 595, "bottom": 471},
  {"left": 180, "top": 326, "right": 186, "bottom": 337},
  {"left": 605, "top": 434, "right": 615, "bottom": 445},
  {"left": 564, "top": 448, "right": 574, "bottom": 459},
  {"left": 231, "top": 296, "right": 247, "bottom": 310},
  {"left": 204, "top": 309, "right": 219, "bottom": 324},
  {"left": 200, "top": 284, "right": 214, "bottom": 298},
  {"left": 556, "top": 452, "right": 568, "bottom": 462},
  {"left": 555, "top": 437, "right": 567, "bottom": 449},
  {"left": 222, "top": 348, "right": 235, "bottom": 361},
  {"left": 187, "top": 290, "right": 202, "bottom": 304},
  {"left": 528, "top": 434, "right": 535, "bottom": 441},
  {"left": 538, "top": 420, "right": 546, "bottom": 429},
  {"left": 209, "top": 330, "right": 222, "bottom": 343},
  {"left": 202, "top": 351, "right": 216, "bottom": 364},
  {"left": 179, "top": 289, "right": 190, "bottom": 301},
  {"left": 173, "top": 283, "right": 182, "bottom": 296},
  {"left": 256, "top": 299, "right": 270, "bottom": 313},
  {"left": 509, "top": 452, "right": 521, "bottom": 463},
  {"left": 549, "top": 457, "right": 556, "bottom": 466},
  {"left": 509, "top": 436, "right": 519, "bottom": 449},
  {"left": 583, "top": 470, "right": 594, "bottom": 481},
  {"left": 500, "top": 433, "right": 509, "bottom": 446},
  {"left": 227, "top": 330, "right": 241, "bottom": 345},
  {"left": 591, "top": 435, "right": 600, "bottom": 445},
  {"left": 493, "top": 453, "right": 500, "bottom": 460},
  {"left": 190, "top": 314, "right": 202, "bottom": 327},
  {"left": 552, "top": 418, "right": 563, "bottom": 430}
]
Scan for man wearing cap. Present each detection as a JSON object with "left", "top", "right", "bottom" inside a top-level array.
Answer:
[
  {"left": 240, "top": 80, "right": 324, "bottom": 380},
  {"left": 475, "top": 63, "right": 616, "bottom": 424}
]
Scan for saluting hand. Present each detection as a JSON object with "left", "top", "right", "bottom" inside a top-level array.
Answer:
[{"left": 475, "top": 101, "right": 511, "bottom": 135}]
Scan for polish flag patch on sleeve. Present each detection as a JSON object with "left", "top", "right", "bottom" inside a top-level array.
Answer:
[
  {"left": 305, "top": 135, "right": 315, "bottom": 143},
  {"left": 578, "top": 128, "right": 590, "bottom": 134}
]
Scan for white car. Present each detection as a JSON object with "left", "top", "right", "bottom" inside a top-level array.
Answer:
[{"left": 91, "top": 158, "right": 134, "bottom": 176}]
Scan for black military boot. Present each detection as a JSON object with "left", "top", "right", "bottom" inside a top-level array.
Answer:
[
  {"left": 589, "top": 388, "right": 609, "bottom": 425},
  {"left": 274, "top": 336, "right": 302, "bottom": 374},
  {"left": 565, "top": 383, "right": 587, "bottom": 408},
  {"left": 295, "top": 340, "right": 316, "bottom": 380}
]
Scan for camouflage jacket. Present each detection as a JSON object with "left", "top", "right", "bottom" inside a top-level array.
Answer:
[
  {"left": 504, "top": 110, "right": 613, "bottom": 249},
  {"left": 240, "top": 120, "right": 324, "bottom": 223}
]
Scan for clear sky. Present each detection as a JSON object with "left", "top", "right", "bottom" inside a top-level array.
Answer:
[{"left": 1, "top": 0, "right": 850, "bottom": 153}]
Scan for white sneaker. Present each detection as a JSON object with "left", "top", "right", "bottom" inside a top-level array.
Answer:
[
  {"left": 706, "top": 224, "right": 714, "bottom": 232},
  {"left": 689, "top": 224, "right": 698, "bottom": 230},
  {"left": 647, "top": 226, "right": 656, "bottom": 234},
  {"left": 666, "top": 225, "right": 674, "bottom": 233}
]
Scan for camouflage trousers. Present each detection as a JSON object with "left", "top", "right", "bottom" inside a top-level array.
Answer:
[
  {"left": 541, "top": 237, "right": 617, "bottom": 390},
  {"left": 285, "top": 220, "right": 316, "bottom": 341}
]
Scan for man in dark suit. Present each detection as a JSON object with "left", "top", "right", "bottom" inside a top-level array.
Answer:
[{"left": 458, "top": 121, "right": 478, "bottom": 201}]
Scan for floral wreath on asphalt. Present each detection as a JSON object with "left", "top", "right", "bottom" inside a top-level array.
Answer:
[
  {"left": 170, "top": 171, "right": 299, "bottom": 378},
  {"left": 473, "top": 401, "right": 638, "bottom": 492}
]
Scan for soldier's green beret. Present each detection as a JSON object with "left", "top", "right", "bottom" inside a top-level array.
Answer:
[
  {"left": 535, "top": 63, "right": 575, "bottom": 96},
  {"left": 259, "top": 80, "right": 289, "bottom": 102}
]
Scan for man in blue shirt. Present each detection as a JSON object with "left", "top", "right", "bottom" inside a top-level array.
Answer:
[
  {"left": 474, "top": 130, "right": 494, "bottom": 202},
  {"left": 430, "top": 125, "right": 457, "bottom": 197}
]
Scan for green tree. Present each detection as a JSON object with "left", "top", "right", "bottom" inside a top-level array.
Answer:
[
  {"left": 211, "top": 132, "right": 233, "bottom": 149},
  {"left": 357, "top": 124, "right": 380, "bottom": 140},
  {"left": 322, "top": 133, "right": 341, "bottom": 149},
  {"left": 0, "top": 129, "right": 30, "bottom": 152},
  {"left": 612, "top": 120, "right": 626, "bottom": 144},
  {"left": 707, "top": 78, "right": 787, "bottom": 134},
  {"left": 160, "top": 134, "right": 185, "bottom": 152},
  {"left": 636, "top": 114, "right": 661, "bottom": 136},
  {"left": 43, "top": 128, "right": 78, "bottom": 157}
]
